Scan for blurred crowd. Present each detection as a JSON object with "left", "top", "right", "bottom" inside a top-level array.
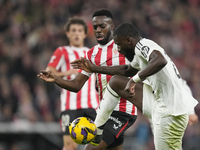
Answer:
[{"left": 0, "top": 0, "right": 200, "bottom": 149}]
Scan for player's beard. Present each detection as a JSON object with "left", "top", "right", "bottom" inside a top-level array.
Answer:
[
  {"left": 97, "top": 31, "right": 111, "bottom": 45},
  {"left": 123, "top": 47, "right": 135, "bottom": 62}
]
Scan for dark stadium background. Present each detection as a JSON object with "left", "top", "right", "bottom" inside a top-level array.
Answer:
[{"left": 0, "top": 0, "right": 200, "bottom": 149}]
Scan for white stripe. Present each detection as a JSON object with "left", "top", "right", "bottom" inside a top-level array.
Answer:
[
  {"left": 126, "top": 101, "right": 133, "bottom": 114},
  {"left": 61, "top": 90, "right": 66, "bottom": 111},
  {"left": 90, "top": 74, "right": 99, "bottom": 109},
  {"left": 81, "top": 78, "right": 89, "bottom": 108},
  {"left": 69, "top": 92, "right": 77, "bottom": 110},
  {"left": 56, "top": 55, "right": 65, "bottom": 71}
]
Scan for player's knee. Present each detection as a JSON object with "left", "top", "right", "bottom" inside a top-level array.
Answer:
[
  {"left": 109, "top": 75, "right": 121, "bottom": 87},
  {"left": 109, "top": 75, "right": 129, "bottom": 90}
]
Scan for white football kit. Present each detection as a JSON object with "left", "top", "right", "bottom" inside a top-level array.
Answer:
[{"left": 131, "top": 38, "right": 198, "bottom": 150}]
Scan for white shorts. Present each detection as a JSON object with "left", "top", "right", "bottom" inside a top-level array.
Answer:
[
  {"left": 143, "top": 84, "right": 189, "bottom": 149},
  {"left": 152, "top": 114, "right": 188, "bottom": 150},
  {"left": 142, "top": 84, "right": 154, "bottom": 119}
]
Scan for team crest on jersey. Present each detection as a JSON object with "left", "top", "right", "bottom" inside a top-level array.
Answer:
[
  {"left": 140, "top": 46, "right": 150, "bottom": 58},
  {"left": 113, "top": 48, "right": 118, "bottom": 55}
]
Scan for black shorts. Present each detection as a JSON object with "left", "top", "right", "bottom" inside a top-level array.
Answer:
[
  {"left": 60, "top": 108, "right": 97, "bottom": 135},
  {"left": 102, "top": 111, "right": 137, "bottom": 148}
]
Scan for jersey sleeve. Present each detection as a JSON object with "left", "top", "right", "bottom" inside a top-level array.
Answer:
[
  {"left": 79, "top": 52, "right": 93, "bottom": 77},
  {"left": 136, "top": 39, "right": 163, "bottom": 62},
  {"left": 47, "top": 47, "right": 63, "bottom": 70}
]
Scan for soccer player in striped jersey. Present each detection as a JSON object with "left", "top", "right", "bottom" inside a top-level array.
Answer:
[
  {"left": 45, "top": 17, "right": 99, "bottom": 150},
  {"left": 38, "top": 9, "right": 137, "bottom": 150}
]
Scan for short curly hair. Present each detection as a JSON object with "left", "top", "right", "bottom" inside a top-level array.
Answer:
[
  {"left": 114, "top": 23, "right": 140, "bottom": 39},
  {"left": 64, "top": 16, "right": 88, "bottom": 34},
  {"left": 92, "top": 8, "right": 113, "bottom": 19}
]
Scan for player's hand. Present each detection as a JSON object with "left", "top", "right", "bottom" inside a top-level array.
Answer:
[
  {"left": 37, "top": 70, "right": 57, "bottom": 82},
  {"left": 188, "top": 114, "right": 198, "bottom": 126},
  {"left": 70, "top": 57, "right": 94, "bottom": 73},
  {"left": 124, "top": 78, "right": 136, "bottom": 98}
]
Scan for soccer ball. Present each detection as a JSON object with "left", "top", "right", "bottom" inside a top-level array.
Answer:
[{"left": 69, "top": 117, "right": 97, "bottom": 144}]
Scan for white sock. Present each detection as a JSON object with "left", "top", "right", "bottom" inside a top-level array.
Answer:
[{"left": 94, "top": 84, "right": 120, "bottom": 135}]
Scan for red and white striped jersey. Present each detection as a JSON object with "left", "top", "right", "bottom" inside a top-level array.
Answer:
[
  {"left": 48, "top": 46, "right": 99, "bottom": 111},
  {"left": 81, "top": 40, "right": 137, "bottom": 115}
]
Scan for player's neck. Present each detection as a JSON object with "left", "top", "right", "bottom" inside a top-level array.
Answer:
[{"left": 70, "top": 43, "right": 84, "bottom": 48}]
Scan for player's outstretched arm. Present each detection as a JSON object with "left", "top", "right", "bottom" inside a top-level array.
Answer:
[
  {"left": 37, "top": 70, "right": 89, "bottom": 92},
  {"left": 71, "top": 57, "right": 138, "bottom": 77},
  {"left": 71, "top": 57, "right": 94, "bottom": 73},
  {"left": 46, "top": 66, "right": 78, "bottom": 78},
  {"left": 38, "top": 70, "right": 57, "bottom": 82}
]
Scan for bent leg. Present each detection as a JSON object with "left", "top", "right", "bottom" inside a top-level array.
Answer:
[
  {"left": 94, "top": 83, "right": 121, "bottom": 129},
  {"left": 93, "top": 75, "right": 143, "bottom": 142},
  {"left": 109, "top": 75, "right": 143, "bottom": 111}
]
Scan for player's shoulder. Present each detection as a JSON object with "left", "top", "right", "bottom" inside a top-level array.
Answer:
[
  {"left": 136, "top": 38, "right": 161, "bottom": 52},
  {"left": 82, "top": 46, "right": 90, "bottom": 51},
  {"left": 55, "top": 46, "right": 68, "bottom": 51},
  {"left": 139, "top": 38, "right": 157, "bottom": 46},
  {"left": 87, "top": 44, "right": 99, "bottom": 54}
]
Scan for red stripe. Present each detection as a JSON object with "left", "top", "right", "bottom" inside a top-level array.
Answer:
[
  {"left": 119, "top": 98, "right": 127, "bottom": 112},
  {"left": 95, "top": 47, "right": 103, "bottom": 100},
  {"left": 116, "top": 121, "right": 128, "bottom": 138},
  {"left": 131, "top": 105, "right": 136, "bottom": 115},
  {"left": 119, "top": 55, "right": 126, "bottom": 65},
  {"left": 118, "top": 54, "right": 127, "bottom": 112},
  {"left": 106, "top": 43, "right": 113, "bottom": 66},
  {"left": 63, "top": 47, "right": 71, "bottom": 79},
  {"left": 62, "top": 47, "right": 71, "bottom": 110},
  {"left": 106, "top": 43, "right": 113, "bottom": 83},
  {"left": 47, "top": 47, "right": 62, "bottom": 67},
  {"left": 87, "top": 77, "right": 92, "bottom": 108},
  {"left": 87, "top": 47, "right": 95, "bottom": 63},
  {"left": 74, "top": 50, "right": 82, "bottom": 109},
  {"left": 119, "top": 55, "right": 136, "bottom": 115}
]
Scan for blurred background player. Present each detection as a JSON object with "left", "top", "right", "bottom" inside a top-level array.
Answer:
[{"left": 46, "top": 17, "right": 99, "bottom": 150}]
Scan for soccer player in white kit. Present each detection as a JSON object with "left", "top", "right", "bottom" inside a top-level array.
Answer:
[{"left": 71, "top": 22, "right": 198, "bottom": 150}]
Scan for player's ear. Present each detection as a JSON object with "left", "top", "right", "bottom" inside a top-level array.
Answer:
[
  {"left": 111, "top": 24, "right": 114, "bottom": 30},
  {"left": 66, "top": 32, "right": 69, "bottom": 38},
  {"left": 83, "top": 33, "right": 87, "bottom": 39},
  {"left": 127, "top": 37, "right": 132, "bottom": 45}
]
